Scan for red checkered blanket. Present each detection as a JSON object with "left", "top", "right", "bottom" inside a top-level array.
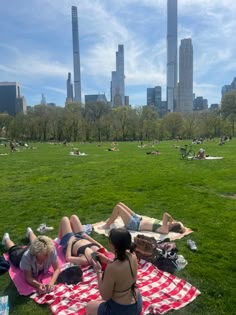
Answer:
[{"left": 32, "top": 259, "right": 200, "bottom": 315}]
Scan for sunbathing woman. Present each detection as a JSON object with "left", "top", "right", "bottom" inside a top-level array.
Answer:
[
  {"left": 59, "top": 215, "right": 106, "bottom": 266},
  {"left": 101, "top": 202, "right": 186, "bottom": 234}
]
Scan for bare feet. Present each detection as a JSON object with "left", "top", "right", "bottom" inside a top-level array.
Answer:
[{"left": 98, "top": 224, "right": 110, "bottom": 230}]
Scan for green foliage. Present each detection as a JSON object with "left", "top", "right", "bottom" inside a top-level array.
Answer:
[{"left": 0, "top": 140, "right": 236, "bottom": 314}]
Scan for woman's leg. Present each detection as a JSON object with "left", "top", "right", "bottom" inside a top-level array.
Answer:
[
  {"left": 104, "top": 203, "right": 133, "bottom": 227},
  {"left": 58, "top": 216, "right": 73, "bottom": 238},
  {"left": 117, "top": 202, "right": 137, "bottom": 216},
  {"left": 70, "top": 215, "right": 84, "bottom": 233},
  {"left": 28, "top": 229, "right": 37, "bottom": 243},
  {"left": 4, "top": 237, "right": 15, "bottom": 251}
]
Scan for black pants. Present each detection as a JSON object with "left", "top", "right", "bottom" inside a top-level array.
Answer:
[{"left": 8, "top": 245, "right": 29, "bottom": 268}]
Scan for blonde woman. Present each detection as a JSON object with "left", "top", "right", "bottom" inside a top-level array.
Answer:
[{"left": 2, "top": 228, "right": 60, "bottom": 294}]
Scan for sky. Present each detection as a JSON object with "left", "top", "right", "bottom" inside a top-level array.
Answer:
[{"left": 0, "top": 0, "right": 236, "bottom": 108}]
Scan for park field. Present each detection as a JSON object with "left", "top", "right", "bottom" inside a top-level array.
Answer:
[{"left": 0, "top": 139, "right": 235, "bottom": 315}]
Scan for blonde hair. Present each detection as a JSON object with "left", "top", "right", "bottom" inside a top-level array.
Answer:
[{"left": 30, "top": 235, "right": 54, "bottom": 256}]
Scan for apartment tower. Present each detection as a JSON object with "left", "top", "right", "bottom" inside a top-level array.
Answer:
[
  {"left": 71, "top": 6, "right": 82, "bottom": 103},
  {"left": 167, "top": 0, "right": 178, "bottom": 112},
  {"left": 177, "top": 38, "right": 193, "bottom": 112},
  {"left": 111, "top": 45, "right": 125, "bottom": 107}
]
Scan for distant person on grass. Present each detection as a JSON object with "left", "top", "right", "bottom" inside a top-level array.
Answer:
[
  {"left": 2, "top": 229, "right": 60, "bottom": 294},
  {"left": 100, "top": 202, "right": 186, "bottom": 234},
  {"left": 196, "top": 148, "right": 206, "bottom": 159},
  {"left": 58, "top": 215, "right": 108, "bottom": 267}
]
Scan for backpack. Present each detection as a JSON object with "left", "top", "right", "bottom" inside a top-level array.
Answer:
[
  {"left": 0, "top": 256, "right": 10, "bottom": 275},
  {"left": 56, "top": 265, "right": 83, "bottom": 285},
  {"left": 134, "top": 234, "right": 178, "bottom": 274}
]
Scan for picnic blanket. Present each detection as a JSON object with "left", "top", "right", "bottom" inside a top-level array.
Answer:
[
  {"left": 32, "top": 259, "right": 200, "bottom": 315},
  {"left": 93, "top": 216, "right": 193, "bottom": 242},
  {"left": 188, "top": 156, "right": 223, "bottom": 160}
]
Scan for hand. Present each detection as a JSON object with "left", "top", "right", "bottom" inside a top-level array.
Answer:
[
  {"left": 68, "top": 236, "right": 77, "bottom": 244},
  {"left": 91, "top": 258, "right": 102, "bottom": 274},
  {"left": 37, "top": 283, "right": 47, "bottom": 295},
  {"left": 96, "top": 252, "right": 109, "bottom": 264},
  {"left": 47, "top": 282, "right": 55, "bottom": 292}
]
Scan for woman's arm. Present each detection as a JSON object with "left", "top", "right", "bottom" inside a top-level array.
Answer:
[
  {"left": 24, "top": 270, "right": 46, "bottom": 294},
  {"left": 47, "top": 260, "right": 60, "bottom": 291},
  {"left": 96, "top": 264, "right": 115, "bottom": 300}
]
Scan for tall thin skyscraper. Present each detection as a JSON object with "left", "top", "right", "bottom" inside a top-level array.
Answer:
[
  {"left": 167, "top": 0, "right": 178, "bottom": 112},
  {"left": 177, "top": 38, "right": 193, "bottom": 112},
  {"left": 71, "top": 6, "right": 81, "bottom": 103},
  {"left": 111, "top": 45, "right": 125, "bottom": 107},
  {"left": 66, "top": 72, "right": 73, "bottom": 102}
]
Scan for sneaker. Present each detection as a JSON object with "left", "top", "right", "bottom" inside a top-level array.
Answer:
[
  {"left": 37, "top": 224, "right": 54, "bottom": 234},
  {"left": 187, "top": 239, "right": 197, "bottom": 251},
  {"left": 2, "top": 232, "right": 10, "bottom": 245},
  {"left": 26, "top": 227, "right": 33, "bottom": 238}
]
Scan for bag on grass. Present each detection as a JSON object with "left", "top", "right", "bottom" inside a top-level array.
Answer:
[
  {"left": 134, "top": 234, "right": 178, "bottom": 274},
  {"left": 56, "top": 265, "right": 83, "bottom": 285},
  {"left": 0, "top": 256, "right": 10, "bottom": 275}
]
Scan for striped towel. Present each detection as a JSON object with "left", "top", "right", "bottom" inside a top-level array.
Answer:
[{"left": 32, "top": 259, "right": 200, "bottom": 315}]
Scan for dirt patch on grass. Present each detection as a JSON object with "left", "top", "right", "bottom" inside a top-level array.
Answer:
[{"left": 221, "top": 194, "right": 236, "bottom": 199}]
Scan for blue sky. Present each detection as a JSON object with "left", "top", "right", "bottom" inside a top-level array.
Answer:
[{"left": 0, "top": 0, "right": 236, "bottom": 107}]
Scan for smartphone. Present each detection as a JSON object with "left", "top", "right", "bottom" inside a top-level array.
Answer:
[{"left": 91, "top": 252, "right": 99, "bottom": 262}]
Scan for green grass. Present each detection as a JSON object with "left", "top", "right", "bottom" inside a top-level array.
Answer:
[{"left": 0, "top": 140, "right": 236, "bottom": 315}]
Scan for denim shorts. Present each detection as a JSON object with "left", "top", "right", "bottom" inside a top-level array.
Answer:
[
  {"left": 98, "top": 291, "right": 142, "bottom": 315},
  {"left": 60, "top": 232, "right": 83, "bottom": 254},
  {"left": 126, "top": 213, "right": 142, "bottom": 231}
]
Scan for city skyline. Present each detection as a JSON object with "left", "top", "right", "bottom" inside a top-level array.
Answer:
[{"left": 0, "top": 0, "right": 236, "bottom": 107}]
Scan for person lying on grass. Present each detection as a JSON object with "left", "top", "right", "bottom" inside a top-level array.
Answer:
[
  {"left": 100, "top": 202, "right": 186, "bottom": 234},
  {"left": 86, "top": 228, "right": 142, "bottom": 315},
  {"left": 2, "top": 229, "right": 60, "bottom": 294},
  {"left": 58, "top": 215, "right": 109, "bottom": 267}
]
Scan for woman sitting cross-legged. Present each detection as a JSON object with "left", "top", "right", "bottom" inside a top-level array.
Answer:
[
  {"left": 86, "top": 228, "right": 142, "bottom": 315},
  {"left": 58, "top": 215, "right": 107, "bottom": 266},
  {"left": 2, "top": 228, "right": 60, "bottom": 294},
  {"left": 100, "top": 202, "right": 186, "bottom": 234}
]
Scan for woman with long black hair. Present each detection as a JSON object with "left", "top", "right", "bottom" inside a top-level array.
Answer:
[{"left": 86, "top": 228, "right": 142, "bottom": 315}]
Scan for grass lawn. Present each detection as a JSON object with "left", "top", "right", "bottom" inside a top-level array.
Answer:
[{"left": 0, "top": 139, "right": 235, "bottom": 315}]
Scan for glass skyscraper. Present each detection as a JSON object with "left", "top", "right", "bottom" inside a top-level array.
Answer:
[
  {"left": 167, "top": 0, "right": 178, "bottom": 112},
  {"left": 71, "top": 6, "right": 81, "bottom": 103}
]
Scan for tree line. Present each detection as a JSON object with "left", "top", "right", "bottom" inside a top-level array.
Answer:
[{"left": 0, "top": 91, "right": 235, "bottom": 142}]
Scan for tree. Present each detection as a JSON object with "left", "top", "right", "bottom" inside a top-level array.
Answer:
[{"left": 221, "top": 91, "right": 236, "bottom": 136}]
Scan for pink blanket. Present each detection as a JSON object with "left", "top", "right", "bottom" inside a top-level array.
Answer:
[
  {"left": 32, "top": 259, "right": 200, "bottom": 315},
  {"left": 3, "top": 243, "right": 66, "bottom": 296}
]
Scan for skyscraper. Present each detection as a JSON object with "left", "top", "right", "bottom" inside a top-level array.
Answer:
[
  {"left": 0, "top": 82, "right": 26, "bottom": 116},
  {"left": 177, "top": 38, "right": 193, "bottom": 112},
  {"left": 66, "top": 72, "right": 73, "bottom": 102},
  {"left": 111, "top": 45, "right": 125, "bottom": 107},
  {"left": 167, "top": 0, "right": 178, "bottom": 112},
  {"left": 71, "top": 6, "right": 81, "bottom": 103}
]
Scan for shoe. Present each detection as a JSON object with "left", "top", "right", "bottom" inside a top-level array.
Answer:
[
  {"left": 187, "top": 239, "right": 197, "bottom": 251},
  {"left": 26, "top": 227, "right": 33, "bottom": 238},
  {"left": 2, "top": 233, "right": 10, "bottom": 245},
  {"left": 37, "top": 224, "right": 54, "bottom": 234}
]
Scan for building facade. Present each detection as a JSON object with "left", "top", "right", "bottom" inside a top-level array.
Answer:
[
  {"left": 222, "top": 77, "right": 236, "bottom": 99},
  {"left": 111, "top": 45, "right": 125, "bottom": 107},
  {"left": 176, "top": 38, "right": 193, "bottom": 112},
  {"left": 0, "top": 82, "right": 27, "bottom": 116},
  {"left": 193, "top": 97, "right": 208, "bottom": 111},
  {"left": 167, "top": 0, "right": 178, "bottom": 112},
  {"left": 71, "top": 6, "right": 82, "bottom": 103},
  {"left": 84, "top": 94, "right": 108, "bottom": 105}
]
